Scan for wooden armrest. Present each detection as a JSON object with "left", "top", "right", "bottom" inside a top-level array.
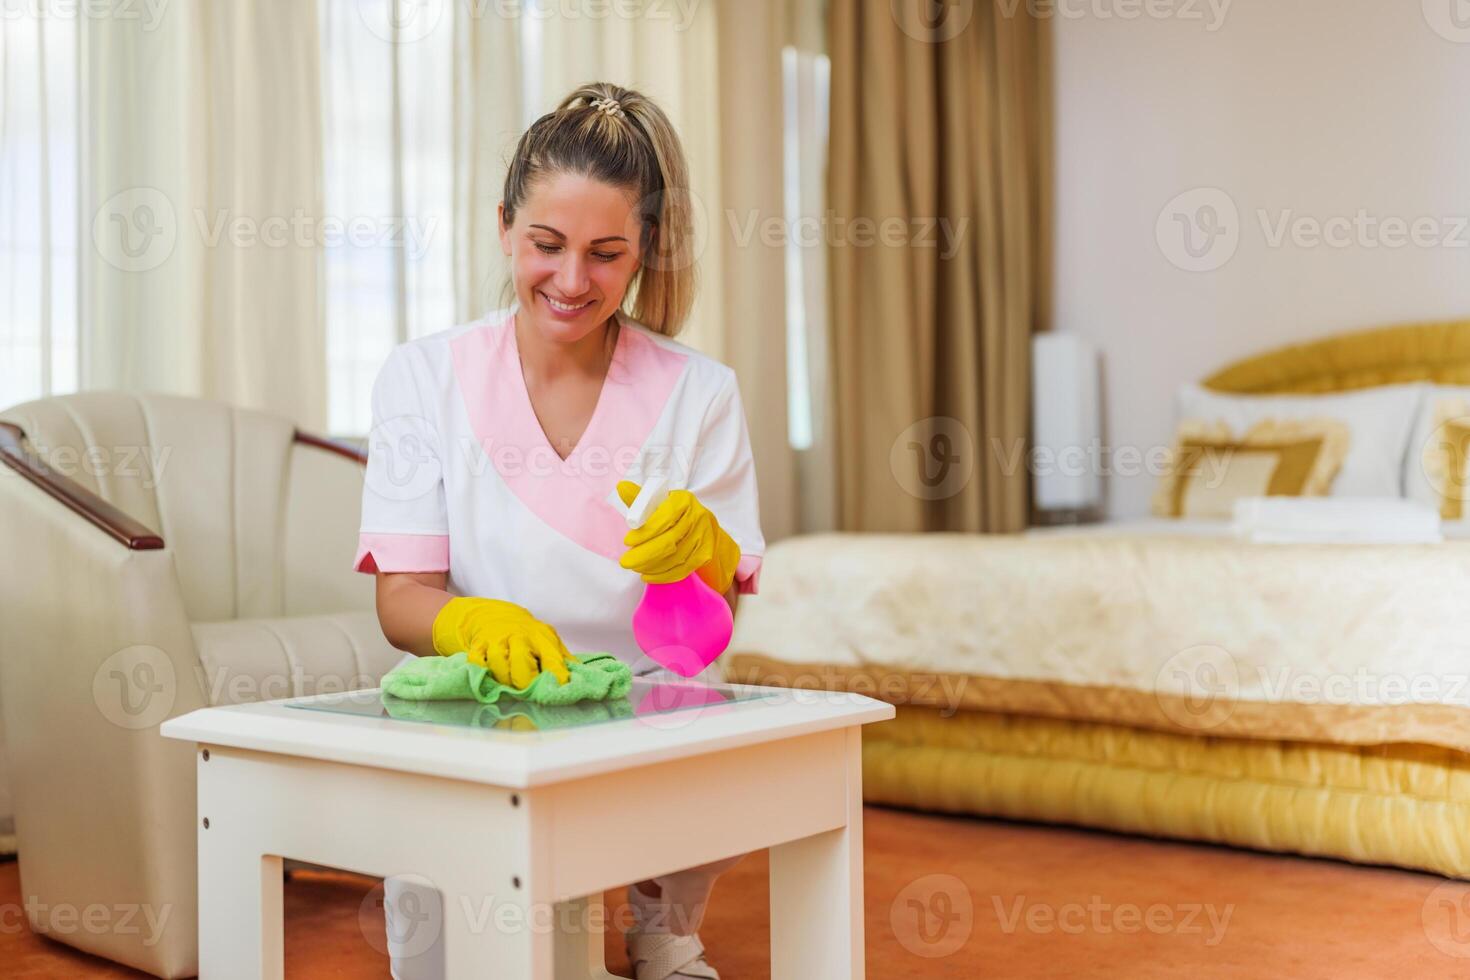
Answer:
[
  {"left": 0, "top": 423, "right": 364, "bottom": 552},
  {"left": 293, "top": 430, "right": 367, "bottom": 465},
  {"left": 0, "top": 421, "right": 165, "bottom": 550}
]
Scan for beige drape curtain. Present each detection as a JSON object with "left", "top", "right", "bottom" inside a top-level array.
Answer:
[
  {"left": 83, "top": 1, "right": 328, "bottom": 430},
  {"left": 828, "top": 0, "right": 1052, "bottom": 533},
  {"left": 713, "top": 0, "right": 829, "bottom": 545}
]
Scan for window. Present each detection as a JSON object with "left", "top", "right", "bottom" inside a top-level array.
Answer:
[
  {"left": 781, "top": 45, "right": 831, "bottom": 452},
  {"left": 0, "top": 13, "right": 80, "bottom": 408},
  {"left": 321, "top": 0, "right": 458, "bottom": 436}
]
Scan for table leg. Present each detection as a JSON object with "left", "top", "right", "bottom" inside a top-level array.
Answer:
[
  {"left": 552, "top": 894, "right": 623, "bottom": 980},
  {"left": 768, "top": 727, "right": 865, "bottom": 980},
  {"left": 198, "top": 843, "right": 284, "bottom": 979},
  {"left": 197, "top": 749, "right": 556, "bottom": 979}
]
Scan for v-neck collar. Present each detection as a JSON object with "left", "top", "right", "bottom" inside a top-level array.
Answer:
[
  {"left": 449, "top": 306, "right": 690, "bottom": 560},
  {"left": 508, "top": 306, "right": 627, "bottom": 465}
]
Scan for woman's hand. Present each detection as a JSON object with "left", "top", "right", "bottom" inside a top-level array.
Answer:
[
  {"left": 616, "top": 480, "right": 742, "bottom": 595},
  {"left": 431, "top": 597, "right": 577, "bottom": 687}
]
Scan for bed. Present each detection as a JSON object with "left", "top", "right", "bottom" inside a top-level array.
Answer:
[{"left": 722, "top": 318, "right": 1470, "bottom": 879}]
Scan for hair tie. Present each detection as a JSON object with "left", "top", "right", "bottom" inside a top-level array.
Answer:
[{"left": 590, "top": 96, "right": 624, "bottom": 119}]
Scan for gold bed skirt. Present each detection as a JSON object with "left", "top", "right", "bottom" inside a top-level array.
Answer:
[{"left": 863, "top": 706, "right": 1470, "bottom": 879}]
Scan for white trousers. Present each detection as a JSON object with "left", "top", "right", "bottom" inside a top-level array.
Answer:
[{"left": 384, "top": 855, "right": 744, "bottom": 980}]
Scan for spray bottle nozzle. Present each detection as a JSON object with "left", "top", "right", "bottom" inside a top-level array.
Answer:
[{"left": 606, "top": 472, "right": 672, "bottom": 528}]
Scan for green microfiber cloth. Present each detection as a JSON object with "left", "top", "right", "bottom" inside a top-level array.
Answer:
[{"left": 380, "top": 651, "right": 633, "bottom": 706}]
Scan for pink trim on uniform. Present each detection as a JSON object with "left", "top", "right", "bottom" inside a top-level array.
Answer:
[
  {"left": 450, "top": 309, "right": 688, "bottom": 561},
  {"left": 734, "top": 554, "right": 763, "bottom": 595},
  {"left": 353, "top": 532, "right": 451, "bottom": 574}
]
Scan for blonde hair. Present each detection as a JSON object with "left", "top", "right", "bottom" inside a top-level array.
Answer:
[{"left": 500, "top": 82, "right": 696, "bottom": 336}]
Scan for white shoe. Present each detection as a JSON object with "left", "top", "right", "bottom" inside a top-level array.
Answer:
[{"left": 625, "top": 926, "right": 720, "bottom": 980}]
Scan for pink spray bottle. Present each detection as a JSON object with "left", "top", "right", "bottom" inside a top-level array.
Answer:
[{"left": 609, "top": 474, "right": 735, "bottom": 678}]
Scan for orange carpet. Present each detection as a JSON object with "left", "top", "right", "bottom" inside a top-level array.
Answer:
[{"left": 4, "top": 805, "right": 1469, "bottom": 978}]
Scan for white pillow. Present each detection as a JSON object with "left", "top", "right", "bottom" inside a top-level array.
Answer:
[
  {"left": 1173, "top": 383, "right": 1424, "bottom": 498},
  {"left": 1404, "top": 385, "right": 1470, "bottom": 518}
]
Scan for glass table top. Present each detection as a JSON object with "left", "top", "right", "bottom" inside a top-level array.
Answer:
[{"left": 283, "top": 673, "right": 779, "bottom": 733}]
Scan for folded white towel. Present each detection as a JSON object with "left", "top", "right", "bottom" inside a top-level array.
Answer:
[{"left": 1231, "top": 496, "right": 1442, "bottom": 544}]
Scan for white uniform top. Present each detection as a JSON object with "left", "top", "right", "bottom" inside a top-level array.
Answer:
[{"left": 353, "top": 304, "right": 765, "bottom": 671}]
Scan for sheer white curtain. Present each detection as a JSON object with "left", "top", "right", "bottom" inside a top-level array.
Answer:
[
  {"left": 6, "top": 2, "right": 330, "bottom": 429},
  {"left": 3, "top": 2, "right": 330, "bottom": 425},
  {"left": 0, "top": 11, "right": 79, "bottom": 407},
  {"left": 82, "top": 1, "right": 328, "bottom": 427},
  {"left": 321, "top": 0, "right": 457, "bottom": 434}
]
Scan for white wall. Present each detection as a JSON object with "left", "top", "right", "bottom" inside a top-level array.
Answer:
[{"left": 1052, "top": 0, "right": 1470, "bottom": 517}]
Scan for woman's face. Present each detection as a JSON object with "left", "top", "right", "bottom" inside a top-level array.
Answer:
[{"left": 500, "top": 171, "right": 645, "bottom": 346}]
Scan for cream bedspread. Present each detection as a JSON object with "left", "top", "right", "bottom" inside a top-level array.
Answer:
[{"left": 725, "top": 532, "right": 1470, "bottom": 753}]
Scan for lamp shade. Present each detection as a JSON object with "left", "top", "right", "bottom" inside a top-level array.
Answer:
[{"left": 1031, "top": 333, "right": 1102, "bottom": 512}]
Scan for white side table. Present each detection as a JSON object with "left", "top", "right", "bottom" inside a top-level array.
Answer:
[{"left": 161, "top": 675, "right": 894, "bottom": 979}]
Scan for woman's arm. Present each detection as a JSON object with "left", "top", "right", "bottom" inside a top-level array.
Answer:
[
  {"left": 724, "top": 583, "right": 739, "bottom": 617},
  {"left": 375, "top": 571, "right": 453, "bottom": 657}
]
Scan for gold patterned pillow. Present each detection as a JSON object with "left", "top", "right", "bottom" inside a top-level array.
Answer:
[
  {"left": 1151, "top": 419, "right": 1351, "bottom": 519},
  {"left": 1420, "top": 397, "right": 1470, "bottom": 519}
]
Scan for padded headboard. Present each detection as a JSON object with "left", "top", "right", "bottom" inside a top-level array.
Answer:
[{"left": 1202, "top": 319, "right": 1470, "bottom": 395}]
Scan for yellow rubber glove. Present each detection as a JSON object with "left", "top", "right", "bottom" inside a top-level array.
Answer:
[
  {"left": 431, "top": 597, "right": 577, "bottom": 687},
  {"left": 616, "top": 480, "right": 742, "bottom": 595}
]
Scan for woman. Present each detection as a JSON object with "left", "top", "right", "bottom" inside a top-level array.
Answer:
[{"left": 354, "top": 82, "right": 764, "bottom": 980}]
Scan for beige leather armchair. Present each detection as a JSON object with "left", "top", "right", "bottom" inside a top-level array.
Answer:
[{"left": 0, "top": 392, "right": 404, "bottom": 978}]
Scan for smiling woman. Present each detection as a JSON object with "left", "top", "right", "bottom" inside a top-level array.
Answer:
[{"left": 358, "top": 82, "right": 764, "bottom": 980}]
